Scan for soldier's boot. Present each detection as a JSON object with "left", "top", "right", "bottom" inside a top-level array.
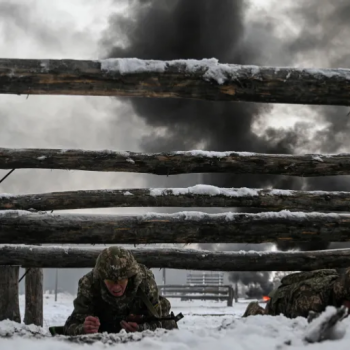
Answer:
[{"left": 242, "top": 301, "right": 266, "bottom": 317}]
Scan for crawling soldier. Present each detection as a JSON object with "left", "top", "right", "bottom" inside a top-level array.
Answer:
[
  {"left": 63, "top": 246, "right": 177, "bottom": 335},
  {"left": 243, "top": 269, "right": 350, "bottom": 319}
]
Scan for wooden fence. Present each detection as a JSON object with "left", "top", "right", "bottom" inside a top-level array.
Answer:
[{"left": 1, "top": 58, "right": 350, "bottom": 327}]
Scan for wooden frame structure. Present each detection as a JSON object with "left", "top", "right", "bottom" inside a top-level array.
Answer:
[{"left": 1, "top": 57, "right": 350, "bottom": 326}]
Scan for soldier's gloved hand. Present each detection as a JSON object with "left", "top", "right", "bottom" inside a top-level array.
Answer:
[
  {"left": 83, "top": 316, "right": 100, "bottom": 334},
  {"left": 120, "top": 320, "right": 139, "bottom": 333}
]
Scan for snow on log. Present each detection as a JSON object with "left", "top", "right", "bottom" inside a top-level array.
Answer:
[
  {"left": 1, "top": 245, "right": 350, "bottom": 271},
  {"left": 2, "top": 148, "right": 350, "bottom": 177},
  {"left": 1, "top": 210, "right": 350, "bottom": 244},
  {"left": 1, "top": 58, "right": 350, "bottom": 106},
  {"left": 2, "top": 185, "right": 350, "bottom": 211}
]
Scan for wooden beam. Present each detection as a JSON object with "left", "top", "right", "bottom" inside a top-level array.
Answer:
[
  {"left": 0, "top": 266, "right": 20, "bottom": 322},
  {"left": 2, "top": 245, "right": 350, "bottom": 271},
  {"left": 2, "top": 186, "right": 350, "bottom": 211},
  {"left": 1, "top": 210, "right": 350, "bottom": 244},
  {"left": 0, "top": 58, "right": 350, "bottom": 106},
  {"left": 2, "top": 148, "right": 350, "bottom": 177},
  {"left": 24, "top": 268, "right": 43, "bottom": 327}
]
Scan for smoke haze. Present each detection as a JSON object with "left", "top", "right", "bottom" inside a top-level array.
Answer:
[
  {"left": 100, "top": 0, "right": 350, "bottom": 294},
  {"left": 2, "top": 1, "right": 350, "bottom": 295}
]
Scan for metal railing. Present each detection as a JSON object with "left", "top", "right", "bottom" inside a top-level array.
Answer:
[{"left": 158, "top": 284, "right": 234, "bottom": 307}]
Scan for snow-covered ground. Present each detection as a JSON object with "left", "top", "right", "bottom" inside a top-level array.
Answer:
[{"left": 0, "top": 292, "right": 349, "bottom": 349}]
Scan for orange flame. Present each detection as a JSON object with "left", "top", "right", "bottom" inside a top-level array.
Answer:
[{"left": 262, "top": 296, "right": 270, "bottom": 301}]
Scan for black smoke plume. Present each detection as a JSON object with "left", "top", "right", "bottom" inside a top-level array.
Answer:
[
  {"left": 228, "top": 271, "right": 273, "bottom": 299},
  {"left": 101, "top": 0, "right": 350, "bottom": 293}
]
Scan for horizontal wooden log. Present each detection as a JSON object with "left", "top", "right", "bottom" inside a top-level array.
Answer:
[
  {"left": 2, "top": 148, "right": 350, "bottom": 177},
  {"left": 1, "top": 58, "right": 350, "bottom": 105},
  {"left": 1, "top": 210, "right": 350, "bottom": 244},
  {"left": 2, "top": 245, "right": 350, "bottom": 271},
  {"left": 2, "top": 186, "right": 350, "bottom": 211}
]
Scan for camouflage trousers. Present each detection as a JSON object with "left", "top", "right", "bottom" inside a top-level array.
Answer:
[{"left": 242, "top": 301, "right": 267, "bottom": 317}]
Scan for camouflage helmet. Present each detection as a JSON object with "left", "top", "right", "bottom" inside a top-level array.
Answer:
[
  {"left": 93, "top": 246, "right": 140, "bottom": 281},
  {"left": 332, "top": 268, "right": 350, "bottom": 302}
]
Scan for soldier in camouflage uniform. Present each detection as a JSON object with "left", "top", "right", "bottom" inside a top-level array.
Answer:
[
  {"left": 63, "top": 246, "right": 177, "bottom": 335},
  {"left": 242, "top": 269, "right": 350, "bottom": 319}
]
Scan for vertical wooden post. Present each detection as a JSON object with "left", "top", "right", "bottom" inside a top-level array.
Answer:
[
  {"left": 234, "top": 282, "right": 238, "bottom": 303},
  {"left": 54, "top": 269, "right": 58, "bottom": 302},
  {"left": 24, "top": 268, "right": 43, "bottom": 327},
  {"left": 0, "top": 266, "right": 21, "bottom": 322},
  {"left": 227, "top": 286, "right": 234, "bottom": 307},
  {"left": 161, "top": 268, "right": 166, "bottom": 296},
  {"left": 162, "top": 268, "right": 166, "bottom": 285}
]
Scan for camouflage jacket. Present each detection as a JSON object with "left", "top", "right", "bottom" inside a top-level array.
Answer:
[
  {"left": 265, "top": 269, "right": 342, "bottom": 318},
  {"left": 63, "top": 264, "right": 171, "bottom": 336}
]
